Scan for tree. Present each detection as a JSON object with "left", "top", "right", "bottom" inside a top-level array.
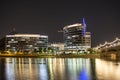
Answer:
[
  {"left": 48, "top": 47, "right": 53, "bottom": 53},
  {"left": 87, "top": 48, "right": 96, "bottom": 54},
  {"left": 43, "top": 48, "right": 47, "bottom": 53},
  {"left": 39, "top": 47, "right": 42, "bottom": 53}
]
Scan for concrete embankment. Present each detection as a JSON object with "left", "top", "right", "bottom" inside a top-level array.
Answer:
[
  {"left": 0, "top": 54, "right": 100, "bottom": 58},
  {"left": 99, "top": 51, "right": 120, "bottom": 60}
]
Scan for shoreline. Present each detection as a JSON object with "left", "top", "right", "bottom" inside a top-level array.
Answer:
[{"left": 0, "top": 54, "right": 100, "bottom": 58}]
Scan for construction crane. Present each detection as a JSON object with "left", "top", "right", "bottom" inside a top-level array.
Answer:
[{"left": 58, "top": 30, "right": 64, "bottom": 33}]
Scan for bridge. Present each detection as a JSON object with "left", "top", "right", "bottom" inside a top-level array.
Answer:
[{"left": 95, "top": 37, "right": 120, "bottom": 59}]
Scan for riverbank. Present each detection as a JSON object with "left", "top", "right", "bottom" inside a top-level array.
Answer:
[{"left": 0, "top": 54, "right": 100, "bottom": 58}]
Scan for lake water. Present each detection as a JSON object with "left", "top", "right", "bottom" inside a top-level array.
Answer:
[{"left": 0, "top": 57, "right": 120, "bottom": 80}]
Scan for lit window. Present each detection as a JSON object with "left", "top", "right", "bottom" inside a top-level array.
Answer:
[{"left": 11, "top": 39, "right": 14, "bottom": 41}]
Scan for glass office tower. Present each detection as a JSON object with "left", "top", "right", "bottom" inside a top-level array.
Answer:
[{"left": 63, "top": 23, "right": 91, "bottom": 53}]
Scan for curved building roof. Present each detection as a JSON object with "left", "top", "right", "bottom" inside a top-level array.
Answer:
[
  {"left": 6, "top": 34, "right": 48, "bottom": 38},
  {"left": 63, "top": 23, "right": 83, "bottom": 30}
]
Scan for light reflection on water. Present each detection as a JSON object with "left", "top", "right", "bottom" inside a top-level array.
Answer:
[
  {"left": 96, "top": 59, "right": 120, "bottom": 80},
  {"left": 0, "top": 58, "right": 120, "bottom": 80}
]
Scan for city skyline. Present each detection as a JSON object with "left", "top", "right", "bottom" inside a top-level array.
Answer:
[{"left": 0, "top": 0, "right": 120, "bottom": 47}]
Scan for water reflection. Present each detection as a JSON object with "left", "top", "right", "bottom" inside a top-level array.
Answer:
[
  {"left": 65, "top": 58, "right": 91, "bottom": 80},
  {"left": 0, "top": 58, "right": 6, "bottom": 80},
  {"left": 79, "top": 68, "right": 89, "bottom": 80},
  {"left": 4, "top": 58, "right": 47, "bottom": 80},
  {"left": 0, "top": 58, "right": 120, "bottom": 80},
  {"left": 96, "top": 59, "right": 120, "bottom": 80}
]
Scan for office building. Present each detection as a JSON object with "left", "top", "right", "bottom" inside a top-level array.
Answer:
[
  {"left": 5, "top": 34, "right": 48, "bottom": 53},
  {"left": 63, "top": 19, "right": 91, "bottom": 53}
]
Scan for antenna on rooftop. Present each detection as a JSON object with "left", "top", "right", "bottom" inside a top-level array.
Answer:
[{"left": 58, "top": 30, "right": 63, "bottom": 33}]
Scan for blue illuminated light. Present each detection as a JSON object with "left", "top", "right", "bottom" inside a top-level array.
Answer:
[
  {"left": 79, "top": 68, "right": 89, "bottom": 80},
  {"left": 82, "top": 18, "right": 86, "bottom": 35}
]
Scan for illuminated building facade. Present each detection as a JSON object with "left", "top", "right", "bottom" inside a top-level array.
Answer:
[
  {"left": 63, "top": 20, "right": 91, "bottom": 53},
  {"left": 5, "top": 34, "right": 48, "bottom": 53},
  {"left": 49, "top": 43, "right": 64, "bottom": 54},
  {"left": 50, "top": 43, "right": 64, "bottom": 51}
]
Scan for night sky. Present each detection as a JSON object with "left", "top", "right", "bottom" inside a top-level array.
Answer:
[{"left": 0, "top": 0, "right": 120, "bottom": 47}]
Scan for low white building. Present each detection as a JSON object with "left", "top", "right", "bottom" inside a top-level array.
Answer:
[
  {"left": 48, "top": 43, "right": 64, "bottom": 54},
  {"left": 50, "top": 43, "right": 64, "bottom": 50}
]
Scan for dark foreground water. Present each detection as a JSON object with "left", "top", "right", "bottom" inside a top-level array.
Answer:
[{"left": 0, "top": 58, "right": 120, "bottom": 80}]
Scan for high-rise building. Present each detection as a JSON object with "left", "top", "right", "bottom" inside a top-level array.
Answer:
[
  {"left": 5, "top": 34, "right": 48, "bottom": 53},
  {"left": 63, "top": 19, "right": 91, "bottom": 53}
]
